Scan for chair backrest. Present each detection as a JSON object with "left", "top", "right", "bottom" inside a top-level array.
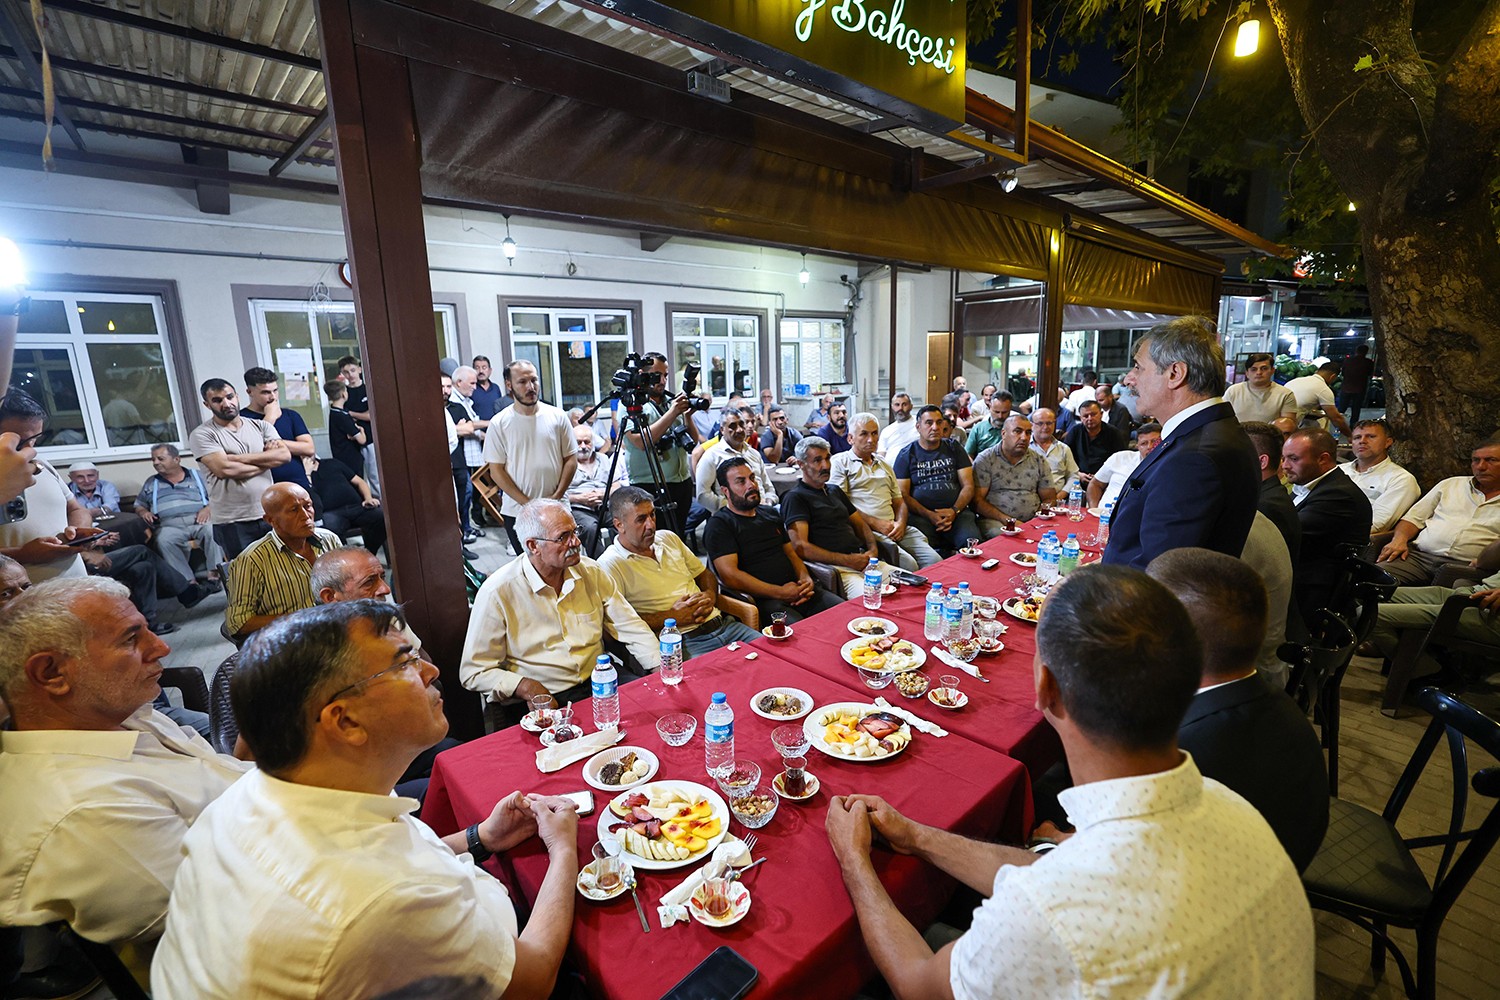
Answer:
[
  {"left": 209, "top": 652, "right": 242, "bottom": 756},
  {"left": 1282, "top": 608, "right": 1357, "bottom": 713},
  {"left": 1339, "top": 557, "right": 1398, "bottom": 645},
  {"left": 1386, "top": 687, "right": 1500, "bottom": 926},
  {"left": 159, "top": 665, "right": 210, "bottom": 715}
]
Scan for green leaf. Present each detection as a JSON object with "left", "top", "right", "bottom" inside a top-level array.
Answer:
[{"left": 1352, "top": 54, "right": 1374, "bottom": 71}]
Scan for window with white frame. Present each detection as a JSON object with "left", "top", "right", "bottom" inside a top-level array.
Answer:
[
  {"left": 671, "top": 311, "right": 759, "bottom": 403},
  {"left": 248, "top": 300, "right": 458, "bottom": 433},
  {"left": 778, "top": 315, "right": 846, "bottom": 393},
  {"left": 507, "top": 307, "right": 633, "bottom": 411},
  {"left": 9, "top": 291, "right": 187, "bottom": 458}
]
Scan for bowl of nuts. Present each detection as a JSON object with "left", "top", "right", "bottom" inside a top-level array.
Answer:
[
  {"left": 893, "top": 671, "right": 930, "bottom": 699},
  {"left": 729, "top": 784, "right": 779, "bottom": 829}
]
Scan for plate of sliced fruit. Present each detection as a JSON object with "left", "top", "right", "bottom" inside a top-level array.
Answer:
[
  {"left": 803, "top": 702, "right": 914, "bottom": 761},
  {"left": 598, "top": 780, "right": 730, "bottom": 870},
  {"left": 841, "top": 636, "right": 925, "bottom": 673}
]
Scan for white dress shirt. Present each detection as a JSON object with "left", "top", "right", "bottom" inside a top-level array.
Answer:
[
  {"left": 0, "top": 706, "right": 248, "bottom": 946},
  {"left": 877, "top": 419, "right": 920, "bottom": 463},
  {"left": 461, "top": 554, "right": 661, "bottom": 700},
  {"left": 1402, "top": 476, "right": 1500, "bottom": 563},
  {"left": 694, "top": 439, "right": 777, "bottom": 512},
  {"left": 1091, "top": 449, "right": 1141, "bottom": 509},
  {"left": 1029, "top": 438, "right": 1079, "bottom": 493},
  {"left": 1340, "top": 457, "right": 1421, "bottom": 534},
  {"left": 151, "top": 770, "right": 518, "bottom": 999},
  {"left": 950, "top": 755, "right": 1313, "bottom": 1000},
  {"left": 1159, "top": 396, "right": 1224, "bottom": 440}
]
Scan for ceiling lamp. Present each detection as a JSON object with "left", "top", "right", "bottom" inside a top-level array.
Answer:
[
  {"left": 798, "top": 253, "right": 810, "bottom": 286},
  {"left": 502, "top": 214, "right": 518, "bottom": 266},
  {"left": 999, "top": 171, "right": 1019, "bottom": 193},
  {"left": 1233, "top": 19, "right": 1260, "bottom": 58}
]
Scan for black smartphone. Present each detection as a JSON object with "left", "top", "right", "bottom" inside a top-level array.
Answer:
[
  {"left": 660, "top": 946, "right": 758, "bottom": 1000},
  {"left": 62, "top": 532, "right": 104, "bottom": 547}
]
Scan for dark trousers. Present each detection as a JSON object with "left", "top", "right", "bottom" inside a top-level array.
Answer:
[
  {"left": 213, "top": 518, "right": 271, "bottom": 560},
  {"left": 1338, "top": 389, "right": 1368, "bottom": 425},
  {"left": 323, "top": 504, "right": 388, "bottom": 554},
  {"left": 501, "top": 514, "right": 522, "bottom": 555},
  {"left": 97, "top": 543, "right": 158, "bottom": 621},
  {"left": 452, "top": 466, "right": 473, "bottom": 534},
  {"left": 574, "top": 506, "right": 602, "bottom": 558},
  {"left": 758, "top": 585, "right": 844, "bottom": 624}
]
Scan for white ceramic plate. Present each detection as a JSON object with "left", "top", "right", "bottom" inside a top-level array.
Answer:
[
  {"left": 582, "top": 745, "right": 660, "bottom": 792},
  {"left": 927, "top": 689, "right": 970, "bottom": 711},
  {"left": 847, "top": 616, "right": 899, "bottom": 637},
  {"left": 689, "top": 881, "right": 752, "bottom": 927},
  {"left": 803, "top": 702, "right": 914, "bottom": 762},
  {"left": 882, "top": 582, "right": 898, "bottom": 595},
  {"left": 750, "top": 687, "right": 814, "bottom": 721},
  {"left": 1034, "top": 510, "right": 1056, "bottom": 519},
  {"left": 1002, "top": 597, "right": 1041, "bottom": 624},
  {"left": 576, "top": 859, "right": 629, "bottom": 901},
  {"left": 772, "top": 770, "right": 820, "bottom": 801},
  {"left": 597, "top": 780, "right": 730, "bottom": 871},
  {"left": 519, "top": 711, "right": 548, "bottom": 733},
  {"left": 760, "top": 625, "right": 794, "bottom": 640},
  {"left": 840, "top": 635, "right": 926, "bottom": 673},
  {"left": 1009, "top": 552, "right": 1037, "bottom": 567},
  {"left": 997, "top": 526, "right": 1023, "bottom": 536},
  {"left": 539, "top": 725, "right": 586, "bottom": 747},
  {"left": 959, "top": 547, "right": 985, "bottom": 558},
  {"left": 773, "top": 467, "right": 799, "bottom": 477}
]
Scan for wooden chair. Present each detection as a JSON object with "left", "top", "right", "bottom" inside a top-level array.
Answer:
[
  {"left": 1382, "top": 593, "right": 1500, "bottom": 717},
  {"left": 1279, "top": 609, "right": 1358, "bottom": 795},
  {"left": 1302, "top": 687, "right": 1500, "bottom": 1000}
]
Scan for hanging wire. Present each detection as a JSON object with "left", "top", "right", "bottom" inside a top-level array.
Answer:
[{"left": 29, "top": 0, "right": 56, "bottom": 169}]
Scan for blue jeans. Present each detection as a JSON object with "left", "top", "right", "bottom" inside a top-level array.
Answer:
[
  {"left": 683, "top": 616, "right": 763, "bottom": 659},
  {"left": 153, "top": 692, "right": 211, "bottom": 739}
]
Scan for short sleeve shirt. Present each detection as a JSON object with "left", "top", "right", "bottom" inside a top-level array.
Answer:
[
  {"left": 703, "top": 506, "right": 797, "bottom": 586},
  {"left": 894, "top": 439, "right": 971, "bottom": 510},
  {"left": 311, "top": 459, "right": 363, "bottom": 510},
  {"left": 622, "top": 398, "right": 691, "bottom": 485},
  {"left": 327, "top": 408, "right": 365, "bottom": 476},
  {"left": 972, "top": 448, "right": 1052, "bottom": 521},
  {"left": 481, "top": 403, "right": 578, "bottom": 517},
  {"left": 781, "top": 481, "right": 863, "bottom": 554},
  {"left": 343, "top": 383, "right": 373, "bottom": 442},
  {"left": 241, "top": 407, "right": 311, "bottom": 489},
  {"left": 187, "top": 417, "right": 283, "bottom": 523},
  {"left": 1225, "top": 381, "right": 1298, "bottom": 424},
  {"left": 1285, "top": 375, "right": 1336, "bottom": 425}
]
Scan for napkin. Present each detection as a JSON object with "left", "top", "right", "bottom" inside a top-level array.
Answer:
[
  {"left": 534, "top": 726, "right": 622, "bottom": 773},
  {"left": 873, "top": 697, "right": 947, "bottom": 737},
  {"left": 657, "top": 836, "right": 754, "bottom": 928},
  {"left": 928, "top": 644, "right": 987, "bottom": 681}
]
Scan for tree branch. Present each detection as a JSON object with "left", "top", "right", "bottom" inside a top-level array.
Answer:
[{"left": 1413, "top": 0, "right": 1500, "bottom": 210}]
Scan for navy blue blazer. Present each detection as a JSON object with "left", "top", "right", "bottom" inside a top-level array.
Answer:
[{"left": 1102, "top": 401, "right": 1260, "bottom": 569}]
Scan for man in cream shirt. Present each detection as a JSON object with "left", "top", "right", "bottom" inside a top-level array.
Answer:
[
  {"left": 152, "top": 600, "right": 581, "bottom": 999},
  {"left": 695, "top": 406, "right": 777, "bottom": 513},
  {"left": 1226, "top": 353, "right": 1298, "bottom": 426},
  {"left": 1339, "top": 418, "right": 1420, "bottom": 535},
  {"left": 1027, "top": 408, "right": 1079, "bottom": 494},
  {"left": 833, "top": 412, "right": 940, "bottom": 568},
  {"left": 0, "top": 578, "right": 248, "bottom": 975},
  {"left": 461, "top": 499, "right": 660, "bottom": 725}
]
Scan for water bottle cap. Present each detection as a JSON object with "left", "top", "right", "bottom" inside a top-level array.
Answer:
[
  {"left": 595, "top": 655, "right": 611, "bottom": 666},
  {"left": 1067, "top": 533, "right": 1076, "bottom": 540},
  {"left": 959, "top": 582, "right": 970, "bottom": 589},
  {"left": 930, "top": 582, "right": 942, "bottom": 590},
  {"left": 664, "top": 618, "right": 676, "bottom": 627},
  {"left": 867, "top": 556, "right": 878, "bottom": 565},
  {"left": 712, "top": 692, "right": 727, "bottom": 704},
  {"left": 949, "top": 587, "right": 959, "bottom": 595}
]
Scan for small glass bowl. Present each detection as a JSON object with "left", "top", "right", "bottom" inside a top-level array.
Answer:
[
  {"left": 716, "top": 760, "right": 762, "bottom": 798},
  {"left": 943, "top": 637, "right": 981, "bottom": 662},
  {"left": 729, "top": 784, "right": 779, "bottom": 829},
  {"left": 656, "top": 713, "right": 697, "bottom": 747},
  {"left": 771, "top": 724, "right": 810, "bottom": 758}
]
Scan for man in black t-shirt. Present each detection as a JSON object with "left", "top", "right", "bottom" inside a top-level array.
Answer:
[
  {"left": 781, "top": 436, "right": 892, "bottom": 599},
  {"left": 336, "top": 355, "right": 379, "bottom": 496},
  {"left": 703, "top": 457, "right": 842, "bottom": 623},
  {"left": 308, "top": 456, "right": 386, "bottom": 555},
  {"left": 323, "top": 380, "right": 366, "bottom": 477},
  {"left": 1062, "top": 399, "right": 1126, "bottom": 481}
]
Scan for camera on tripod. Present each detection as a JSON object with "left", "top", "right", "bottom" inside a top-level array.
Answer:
[{"left": 610, "top": 352, "right": 664, "bottom": 409}]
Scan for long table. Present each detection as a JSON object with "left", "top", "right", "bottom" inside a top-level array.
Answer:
[{"left": 422, "top": 568, "right": 1052, "bottom": 998}]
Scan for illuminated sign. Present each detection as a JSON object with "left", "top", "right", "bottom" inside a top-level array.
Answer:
[{"left": 587, "top": 1, "right": 967, "bottom": 128}]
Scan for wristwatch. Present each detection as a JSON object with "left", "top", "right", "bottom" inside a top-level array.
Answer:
[{"left": 465, "top": 823, "right": 493, "bottom": 863}]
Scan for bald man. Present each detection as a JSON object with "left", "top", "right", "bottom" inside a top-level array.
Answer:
[{"left": 224, "top": 483, "right": 342, "bottom": 640}]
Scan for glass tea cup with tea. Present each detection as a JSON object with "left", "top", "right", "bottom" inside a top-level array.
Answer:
[
  {"left": 591, "top": 841, "right": 623, "bottom": 893},
  {"left": 769, "top": 611, "right": 790, "bottom": 638}
]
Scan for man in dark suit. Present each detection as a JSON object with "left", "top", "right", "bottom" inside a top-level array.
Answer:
[
  {"left": 1243, "top": 421, "right": 1301, "bottom": 560},
  {"left": 1103, "top": 317, "right": 1260, "bottom": 569},
  {"left": 1284, "top": 427, "right": 1373, "bottom": 624},
  {"left": 1147, "top": 547, "right": 1329, "bottom": 872}
]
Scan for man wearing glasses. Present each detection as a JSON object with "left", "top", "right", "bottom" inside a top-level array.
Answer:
[
  {"left": 461, "top": 499, "right": 661, "bottom": 730},
  {"left": 152, "top": 600, "right": 580, "bottom": 999}
]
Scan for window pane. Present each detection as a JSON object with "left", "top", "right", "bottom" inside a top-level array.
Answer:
[
  {"left": 705, "top": 317, "right": 729, "bottom": 338},
  {"left": 18, "top": 299, "right": 69, "bottom": 334},
  {"left": 558, "top": 316, "right": 588, "bottom": 334},
  {"left": 672, "top": 316, "right": 701, "bottom": 341},
  {"left": 780, "top": 345, "right": 797, "bottom": 388},
  {"left": 77, "top": 301, "right": 159, "bottom": 336},
  {"left": 674, "top": 340, "right": 701, "bottom": 377},
  {"left": 8, "top": 347, "right": 92, "bottom": 447},
  {"left": 513, "top": 341, "right": 555, "bottom": 405},
  {"left": 821, "top": 341, "right": 844, "bottom": 384},
  {"left": 263, "top": 310, "right": 323, "bottom": 431},
  {"left": 596, "top": 314, "right": 628, "bottom": 336},
  {"left": 87, "top": 343, "right": 178, "bottom": 447},
  {"left": 597, "top": 342, "right": 628, "bottom": 398},
  {"left": 800, "top": 343, "right": 821, "bottom": 389},
  {"left": 733, "top": 341, "right": 757, "bottom": 396},
  {"left": 731, "top": 318, "right": 755, "bottom": 338},
  {"left": 559, "top": 339, "right": 596, "bottom": 411},
  {"left": 512, "top": 312, "right": 549, "bottom": 337},
  {"left": 434, "top": 310, "right": 450, "bottom": 361}
]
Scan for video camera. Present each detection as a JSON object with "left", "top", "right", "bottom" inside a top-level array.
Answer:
[
  {"left": 610, "top": 352, "right": 665, "bottom": 410},
  {"left": 680, "top": 362, "right": 712, "bottom": 413}
]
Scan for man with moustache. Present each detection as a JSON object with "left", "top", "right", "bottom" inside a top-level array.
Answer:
[
  {"left": 564, "top": 424, "right": 622, "bottom": 556},
  {"left": 1061, "top": 399, "right": 1126, "bottom": 483},
  {"left": 470, "top": 355, "right": 505, "bottom": 419},
  {"left": 783, "top": 437, "right": 900, "bottom": 596},
  {"left": 759, "top": 405, "right": 803, "bottom": 464},
  {"left": 696, "top": 406, "right": 778, "bottom": 513},
  {"left": 833, "top": 412, "right": 939, "bottom": 569},
  {"left": 187, "top": 378, "right": 290, "bottom": 559},
  {"left": 483, "top": 361, "right": 577, "bottom": 555},
  {"left": 817, "top": 400, "right": 853, "bottom": 455},
  {"left": 224, "top": 483, "right": 342, "bottom": 641},
  {"left": 1028, "top": 407, "right": 1079, "bottom": 494},
  {"left": 972, "top": 414, "right": 1057, "bottom": 531},
  {"left": 878, "top": 392, "right": 919, "bottom": 462},
  {"left": 963, "top": 392, "right": 1015, "bottom": 458}
]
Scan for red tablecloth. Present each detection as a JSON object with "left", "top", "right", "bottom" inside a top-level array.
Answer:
[{"left": 423, "top": 649, "right": 1032, "bottom": 999}]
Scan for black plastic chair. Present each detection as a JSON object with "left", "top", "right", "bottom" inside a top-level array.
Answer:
[
  {"left": 209, "top": 652, "right": 242, "bottom": 756},
  {"left": 1382, "top": 592, "right": 1500, "bottom": 717},
  {"left": 1279, "top": 608, "right": 1358, "bottom": 795},
  {"left": 1338, "top": 557, "right": 1398, "bottom": 646},
  {"left": 1302, "top": 687, "right": 1500, "bottom": 1000},
  {"left": 51, "top": 924, "right": 148, "bottom": 1000},
  {"left": 159, "top": 665, "right": 210, "bottom": 715}
]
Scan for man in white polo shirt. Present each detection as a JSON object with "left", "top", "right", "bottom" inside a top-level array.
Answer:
[
  {"left": 1086, "top": 423, "right": 1162, "bottom": 510},
  {"left": 599, "top": 486, "right": 760, "bottom": 658},
  {"left": 833, "top": 412, "right": 940, "bottom": 568},
  {"left": 483, "top": 360, "right": 577, "bottom": 554},
  {"left": 1339, "top": 418, "right": 1420, "bottom": 535},
  {"left": 1378, "top": 435, "right": 1500, "bottom": 585}
]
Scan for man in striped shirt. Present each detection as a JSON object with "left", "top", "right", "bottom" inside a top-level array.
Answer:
[
  {"left": 135, "top": 443, "right": 222, "bottom": 588},
  {"left": 225, "top": 483, "right": 341, "bottom": 641}
]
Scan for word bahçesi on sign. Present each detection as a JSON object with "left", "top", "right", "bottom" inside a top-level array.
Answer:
[{"left": 796, "top": 0, "right": 959, "bottom": 73}]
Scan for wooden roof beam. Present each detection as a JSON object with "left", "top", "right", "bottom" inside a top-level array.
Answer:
[
  {"left": 270, "top": 109, "right": 330, "bottom": 176},
  {"left": 42, "top": 0, "right": 323, "bottom": 72}
]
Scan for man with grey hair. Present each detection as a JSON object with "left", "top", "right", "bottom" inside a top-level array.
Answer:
[
  {"left": 447, "top": 365, "right": 488, "bottom": 543},
  {"left": 135, "top": 442, "right": 222, "bottom": 588},
  {"left": 878, "top": 392, "right": 918, "bottom": 461},
  {"left": 1028, "top": 407, "right": 1079, "bottom": 493},
  {"left": 784, "top": 436, "right": 902, "bottom": 596},
  {"left": 695, "top": 405, "right": 777, "bottom": 513},
  {"left": 1104, "top": 316, "right": 1260, "bottom": 569},
  {"left": 832, "top": 412, "right": 938, "bottom": 568},
  {"left": 461, "top": 499, "right": 659, "bottom": 727},
  {"left": 0, "top": 578, "right": 248, "bottom": 971}
]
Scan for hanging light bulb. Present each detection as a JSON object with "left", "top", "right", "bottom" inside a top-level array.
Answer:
[
  {"left": 1233, "top": 19, "right": 1260, "bottom": 58},
  {"left": 107, "top": 319, "right": 116, "bottom": 331},
  {"left": 502, "top": 214, "right": 517, "bottom": 266},
  {"left": 798, "top": 253, "right": 810, "bottom": 286}
]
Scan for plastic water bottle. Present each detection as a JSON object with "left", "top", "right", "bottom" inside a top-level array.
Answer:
[
  {"left": 1098, "top": 501, "right": 1113, "bottom": 547},
  {"left": 943, "top": 587, "right": 963, "bottom": 644},
  {"left": 591, "top": 654, "right": 619, "bottom": 731},
  {"left": 958, "top": 582, "right": 975, "bottom": 640},
  {"left": 704, "top": 692, "right": 735, "bottom": 779},
  {"left": 1068, "top": 480, "right": 1084, "bottom": 516},
  {"left": 1060, "top": 533, "right": 1080, "bottom": 576},
  {"left": 924, "top": 583, "right": 945, "bottom": 640},
  {"left": 862, "top": 557, "right": 883, "bottom": 610},
  {"left": 1040, "top": 532, "right": 1060, "bottom": 584},
  {"left": 659, "top": 619, "right": 684, "bottom": 687}
]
